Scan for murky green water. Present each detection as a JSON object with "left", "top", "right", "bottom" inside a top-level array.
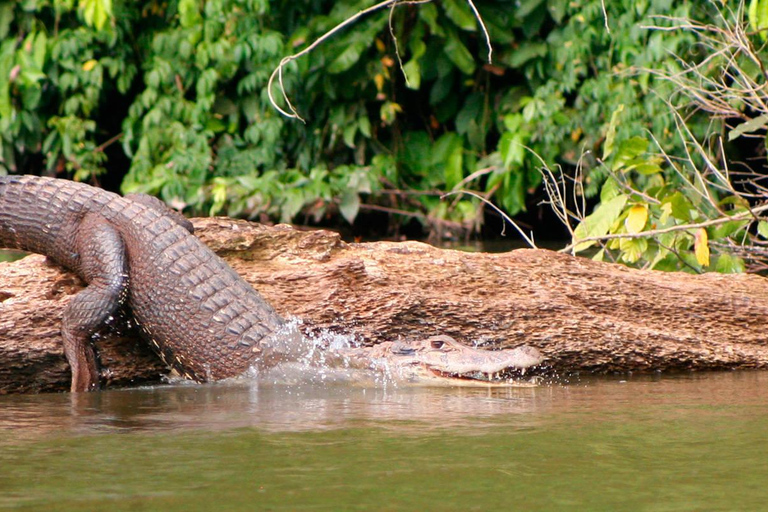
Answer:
[{"left": 1, "top": 372, "right": 767, "bottom": 511}]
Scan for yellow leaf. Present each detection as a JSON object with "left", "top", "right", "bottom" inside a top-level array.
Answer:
[
  {"left": 374, "top": 73, "right": 384, "bottom": 92},
  {"left": 625, "top": 204, "right": 648, "bottom": 234},
  {"left": 694, "top": 228, "right": 710, "bottom": 267},
  {"left": 82, "top": 59, "right": 98, "bottom": 72}
]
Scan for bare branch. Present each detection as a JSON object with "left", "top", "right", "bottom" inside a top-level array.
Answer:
[{"left": 441, "top": 190, "right": 537, "bottom": 248}]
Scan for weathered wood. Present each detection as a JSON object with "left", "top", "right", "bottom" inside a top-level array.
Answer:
[{"left": 2, "top": 217, "right": 768, "bottom": 393}]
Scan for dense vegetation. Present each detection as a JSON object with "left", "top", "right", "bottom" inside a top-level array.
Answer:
[{"left": 5, "top": 0, "right": 768, "bottom": 272}]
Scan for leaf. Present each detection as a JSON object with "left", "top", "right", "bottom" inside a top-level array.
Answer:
[
  {"left": 339, "top": 189, "right": 360, "bottom": 224},
  {"left": 328, "top": 43, "right": 365, "bottom": 74},
  {"left": 402, "top": 59, "right": 421, "bottom": 90},
  {"left": 662, "top": 192, "right": 694, "bottom": 223},
  {"left": 634, "top": 162, "right": 662, "bottom": 175},
  {"left": 504, "top": 42, "right": 547, "bottom": 68},
  {"left": 32, "top": 32, "right": 47, "bottom": 70},
  {"left": 613, "top": 136, "right": 649, "bottom": 171},
  {"left": 715, "top": 253, "right": 745, "bottom": 274},
  {"left": 342, "top": 123, "right": 357, "bottom": 148},
  {"left": 749, "top": 0, "right": 768, "bottom": 39},
  {"left": 658, "top": 202, "right": 673, "bottom": 225},
  {"left": 178, "top": 0, "right": 202, "bottom": 28},
  {"left": 444, "top": 29, "right": 476, "bottom": 75},
  {"left": 79, "top": 0, "right": 112, "bottom": 30},
  {"left": 619, "top": 237, "right": 648, "bottom": 264},
  {"left": 694, "top": 228, "right": 710, "bottom": 267},
  {"left": 728, "top": 114, "right": 768, "bottom": 141},
  {"left": 82, "top": 59, "right": 98, "bottom": 72},
  {"left": 758, "top": 220, "right": 768, "bottom": 239},
  {"left": 445, "top": 142, "right": 463, "bottom": 189},
  {"left": 625, "top": 204, "right": 648, "bottom": 234},
  {"left": 600, "top": 176, "right": 621, "bottom": 202},
  {"left": 572, "top": 194, "right": 628, "bottom": 252},
  {"left": 602, "top": 104, "right": 624, "bottom": 160},
  {"left": 379, "top": 101, "right": 402, "bottom": 125},
  {"left": 442, "top": 0, "right": 477, "bottom": 31}
]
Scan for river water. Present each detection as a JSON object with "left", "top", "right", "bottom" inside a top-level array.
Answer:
[{"left": 1, "top": 371, "right": 766, "bottom": 511}]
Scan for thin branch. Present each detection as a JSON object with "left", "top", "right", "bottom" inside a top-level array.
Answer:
[
  {"left": 268, "top": 0, "right": 406, "bottom": 122},
  {"left": 466, "top": 0, "right": 493, "bottom": 63},
  {"left": 600, "top": 0, "right": 610, "bottom": 35},
  {"left": 268, "top": 0, "right": 493, "bottom": 121},
  {"left": 441, "top": 190, "right": 537, "bottom": 248}
]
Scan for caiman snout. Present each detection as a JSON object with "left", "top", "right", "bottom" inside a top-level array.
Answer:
[{"left": 366, "top": 335, "right": 544, "bottom": 385}]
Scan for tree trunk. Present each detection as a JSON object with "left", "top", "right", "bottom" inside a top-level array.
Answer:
[{"left": 2, "top": 217, "right": 768, "bottom": 394}]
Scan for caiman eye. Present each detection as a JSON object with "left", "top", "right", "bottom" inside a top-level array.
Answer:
[{"left": 430, "top": 338, "right": 445, "bottom": 349}]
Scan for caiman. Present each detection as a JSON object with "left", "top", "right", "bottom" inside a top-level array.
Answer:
[
  {"left": 0, "top": 176, "right": 543, "bottom": 392},
  {"left": 328, "top": 335, "right": 544, "bottom": 386}
]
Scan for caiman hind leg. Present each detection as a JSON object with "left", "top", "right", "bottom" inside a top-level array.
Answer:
[{"left": 62, "top": 214, "right": 129, "bottom": 392}]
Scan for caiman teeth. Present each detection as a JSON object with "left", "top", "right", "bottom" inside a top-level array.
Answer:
[{"left": 429, "top": 368, "right": 495, "bottom": 382}]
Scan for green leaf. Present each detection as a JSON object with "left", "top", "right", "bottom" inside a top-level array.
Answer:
[
  {"left": 715, "top": 253, "right": 746, "bottom": 273},
  {"left": 442, "top": 0, "right": 477, "bottom": 31},
  {"left": 600, "top": 176, "right": 621, "bottom": 202},
  {"left": 445, "top": 142, "right": 463, "bottom": 189},
  {"left": 634, "top": 162, "right": 662, "bottom": 175},
  {"left": 342, "top": 123, "right": 357, "bottom": 148},
  {"left": 613, "top": 136, "right": 649, "bottom": 171},
  {"left": 403, "top": 59, "right": 421, "bottom": 90},
  {"left": 339, "top": 189, "right": 360, "bottom": 224},
  {"left": 358, "top": 114, "right": 371, "bottom": 138},
  {"left": 32, "top": 32, "right": 47, "bottom": 70},
  {"left": 516, "top": 0, "right": 545, "bottom": 19},
  {"left": 662, "top": 192, "right": 694, "bottom": 223},
  {"left": 619, "top": 237, "right": 648, "bottom": 264},
  {"left": 572, "top": 194, "right": 628, "bottom": 252},
  {"left": 79, "top": 0, "right": 112, "bottom": 30},
  {"left": 710, "top": 218, "right": 748, "bottom": 240},
  {"left": 419, "top": 3, "right": 444, "bottom": 37},
  {"left": 602, "top": 104, "right": 624, "bottom": 160},
  {"left": 728, "top": 114, "right": 768, "bottom": 141},
  {"left": 759, "top": 220, "right": 768, "bottom": 239},
  {"left": 444, "top": 30, "right": 475, "bottom": 75},
  {"left": 328, "top": 43, "right": 364, "bottom": 74},
  {"left": 749, "top": 0, "right": 768, "bottom": 39},
  {"left": 504, "top": 42, "right": 547, "bottom": 68},
  {"left": 179, "top": 0, "right": 202, "bottom": 28}
]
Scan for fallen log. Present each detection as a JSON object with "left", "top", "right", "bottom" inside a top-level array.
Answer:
[{"left": 2, "top": 217, "right": 768, "bottom": 393}]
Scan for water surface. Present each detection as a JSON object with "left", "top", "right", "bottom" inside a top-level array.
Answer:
[{"left": 1, "top": 372, "right": 766, "bottom": 511}]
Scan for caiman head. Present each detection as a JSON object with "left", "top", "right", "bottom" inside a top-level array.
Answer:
[{"left": 353, "top": 335, "right": 544, "bottom": 386}]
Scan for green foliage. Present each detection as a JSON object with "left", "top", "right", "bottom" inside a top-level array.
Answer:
[
  {"left": 1, "top": 0, "right": 711, "bottom": 235},
  {"left": 571, "top": 123, "right": 750, "bottom": 273}
]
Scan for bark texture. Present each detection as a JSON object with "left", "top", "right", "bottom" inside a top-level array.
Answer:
[{"left": 2, "top": 217, "right": 768, "bottom": 393}]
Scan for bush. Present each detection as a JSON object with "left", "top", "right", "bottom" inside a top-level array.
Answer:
[{"left": 0, "top": 0, "right": 709, "bottom": 237}]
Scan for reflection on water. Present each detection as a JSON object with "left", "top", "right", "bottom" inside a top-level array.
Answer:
[{"left": 1, "top": 371, "right": 768, "bottom": 510}]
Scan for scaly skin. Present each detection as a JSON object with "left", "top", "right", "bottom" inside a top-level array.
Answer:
[
  {"left": 336, "top": 335, "right": 544, "bottom": 385},
  {"left": 0, "top": 176, "right": 284, "bottom": 392}
]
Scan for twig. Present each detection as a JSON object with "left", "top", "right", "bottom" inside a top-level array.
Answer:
[
  {"left": 268, "top": 0, "right": 404, "bottom": 122},
  {"left": 466, "top": 0, "right": 493, "bottom": 63},
  {"left": 389, "top": 2, "right": 409, "bottom": 87},
  {"left": 600, "top": 0, "right": 610, "bottom": 35},
  {"left": 94, "top": 132, "right": 123, "bottom": 153},
  {"left": 441, "top": 190, "right": 537, "bottom": 248},
  {"left": 268, "top": 0, "right": 493, "bottom": 121}
]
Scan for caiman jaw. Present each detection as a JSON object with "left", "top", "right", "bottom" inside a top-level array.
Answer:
[{"left": 386, "top": 336, "right": 544, "bottom": 385}]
